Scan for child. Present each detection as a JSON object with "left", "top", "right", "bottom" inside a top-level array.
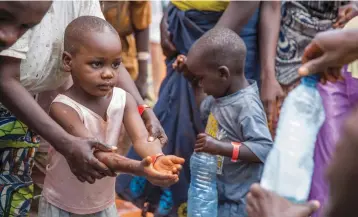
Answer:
[
  {"left": 174, "top": 27, "right": 273, "bottom": 217},
  {"left": 38, "top": 16, "right": 184, "bottom": 217}
]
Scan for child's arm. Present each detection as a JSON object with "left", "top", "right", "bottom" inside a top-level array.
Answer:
[
  {"left": 50, "top": 102, "right": 179, "bottom": 186},
  {"left": 173, "top": 55, "right": 207, "bottom": 107},
  {"left": 194, "top": 133, "right": 262, "bottom": 163},
  {"left": 194, "top": 104, "right": 273, "bottom": 163},
  {"left": 123, "top": 92, "right": 185, "bottom": 175}
]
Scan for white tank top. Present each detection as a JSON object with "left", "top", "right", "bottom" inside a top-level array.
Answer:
[{"left": 43, "top": 87, "right": 126, "bottom": 214}]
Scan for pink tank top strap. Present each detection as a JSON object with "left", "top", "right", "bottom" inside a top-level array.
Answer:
[{"left": 51, "top": 94, "right": 84, "bottom": 121}]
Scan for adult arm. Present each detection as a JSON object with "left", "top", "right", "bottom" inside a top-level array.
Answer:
[
  {"left": 0, "top": 57, "right": 114, "bottom": 184},
  {"left": 215, "top": 1, "right": 260, "bottom": 33},
  {"left": 258, "top": 1, "right": 283, "bottom": 122}
]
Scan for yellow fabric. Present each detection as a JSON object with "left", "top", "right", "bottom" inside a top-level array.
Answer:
[
  {"left": 102, "top": 1, "right": 151, "bottom": 79},
  {"left": 344, "top": 16, "right": 358, "bottom": 78},
  {"left": 171, "top": 0, "right": 229, "bottom": 12}
]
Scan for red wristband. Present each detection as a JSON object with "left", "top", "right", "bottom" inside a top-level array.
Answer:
[
  {"left": 151, "top": 153, "right": 164, "bottom": 165},
  {"left": 138, "top": 104, "right": 150, "bottom": 116},
  {"left": 231, "top": 142, "right": 241, "bottom": 162}
]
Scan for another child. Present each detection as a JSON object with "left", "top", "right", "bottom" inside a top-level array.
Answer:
[
  {"left": 174, "top": 27, "right": 273, "bottom": 217},
  {"left": 38, "top": 16, "right": 184, "bottom": 217}
]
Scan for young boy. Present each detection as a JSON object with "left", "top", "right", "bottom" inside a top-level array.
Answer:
[
  {"left": 174, "top": 27, "right": 273, "bottom": 217},
  {"left": 38, "top": 16, "right": 184, "bottom": 217}
]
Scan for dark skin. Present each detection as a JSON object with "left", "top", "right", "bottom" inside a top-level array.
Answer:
[
  {"left": 174, "top": 54, "right": 261, "bottom": 163},
  {"left": 56, "top": 28, "right": 184, "bottom": 186},
  {"left": 258, "top": 1, "right": 282, "bottom": 126},
  {"left": 160, "top": 1, "right": 260, "bottom": 59},
  {"left": 134, "top": 27, "right": 149, "bottom": 99},
  {"left": 0, "top": 1, "right": 52, "bottom": 51},
  {"left": 246, "top": 106, "right": 358, "bottom": 217}
]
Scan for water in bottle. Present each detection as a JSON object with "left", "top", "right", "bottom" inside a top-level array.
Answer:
[
  {"left": 188, "top": 152, "right": 218, "bottom": 217},
  {"left": 261, "top": 75, "right": 325, "bottom": 203}
]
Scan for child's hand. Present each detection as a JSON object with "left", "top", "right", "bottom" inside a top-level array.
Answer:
[
  {"left": 172, "top": 54, "right": 187, "bottom": 72},
  {"left": 140, "top": 157, "right": 180, "bottom": 187},
  {"left": 333, "top": 3, "right": 358, "bottom": 29},
  {"left": 195, "top": 133, "right": 220, "bottom": 155},
  {"left": 153, "top": 155, "right": 185, "bottom": 175}
]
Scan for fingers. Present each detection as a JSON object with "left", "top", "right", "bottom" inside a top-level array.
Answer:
[
  {"left": 166, "top": 155, "right": 185, "bottom": 164},
  {"left": 90, "top": 156, "right": 113, "bottom": 177},
  {"left": 299, "top": 55, "right": 328, "bottom": 77},
  {"left": 158, "top": 130, "right": 168, "bottom": 146},
  {"left": 90, "top": 139, "right": 116, "bottom": 152},
  {"left": 299, "top": 200, "right": 320, "bottom": 216}
]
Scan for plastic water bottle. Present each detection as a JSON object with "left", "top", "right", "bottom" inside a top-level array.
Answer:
[
  {"left": 261, "top": 75, "right": 325, "bottom": 203},
  {"left": 188, "top": 152, "right": 218, "bottom": 217}
]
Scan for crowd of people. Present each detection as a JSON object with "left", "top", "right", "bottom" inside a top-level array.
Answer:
[{"left": 1, "top": 1, "right": 358, "bottom": 217}]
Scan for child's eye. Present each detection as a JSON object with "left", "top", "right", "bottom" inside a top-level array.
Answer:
[
  {"left": 112, "top": 62, "right": 121, "bottom": 69},
  {"left": 91, "top": 61, "right": 102, "bottom": 68}
]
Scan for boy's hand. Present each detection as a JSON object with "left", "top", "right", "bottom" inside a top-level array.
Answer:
[
  {"left": 153, "top": 155, "right": 185, "bottom": 175},
  {"left": 140, "top": 156, "right": 180, "bottom": 187},
  {"left": 172, "top": 55, "right": 187, "bottom": 72},
  {"left": 194, "top": 133, "right": 221, "bottom": 155}
]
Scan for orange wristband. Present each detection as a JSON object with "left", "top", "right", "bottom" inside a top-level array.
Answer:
[
  {"left": 151, "top": 153, "right": 164, "bottom": 165},
  {"left": 138, "top": 104, "right": 150, "bottom": 116},
  {"left": 231, "top": 142, "right": 241, "bottom": 162}
]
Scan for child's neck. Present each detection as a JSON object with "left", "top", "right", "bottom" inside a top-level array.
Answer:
[{"left": 226, "top": 75, "right": 249, "bottom": 96}]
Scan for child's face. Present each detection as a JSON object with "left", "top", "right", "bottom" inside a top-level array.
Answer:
[
  {"left": 65, "top": 30, "right": 122, "bottom": 97},
  {"left": 186, "top": 54, "right": 230, "bottom": 98}
]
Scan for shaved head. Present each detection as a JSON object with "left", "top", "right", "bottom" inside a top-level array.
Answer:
[
  {"left": 64, "top": 16, "right": 118, "bottom": 55},
  {"left": 188, "top": 27, "right": 247, "bottom": 75}
]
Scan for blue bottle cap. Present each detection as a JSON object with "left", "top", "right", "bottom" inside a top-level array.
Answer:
[{"left": 301, "top": 75, "right": 319, "bottom": 86}]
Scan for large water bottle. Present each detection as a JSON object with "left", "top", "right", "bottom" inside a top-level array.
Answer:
[
  {"left": 188, "top": 152, "right": 218, "bottom": 217},
  {"left": 261, "top": 75, "right": 325, "bottom": 203}
]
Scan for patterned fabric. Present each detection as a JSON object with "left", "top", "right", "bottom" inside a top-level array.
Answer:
[
  {"left": 276, "top": 1, "right": 347, "bottom": 85},
  {"left": 102, "top": 1, "right": 152, "bottom": 80},
  {"left": 298, "top": 1, "right": 347, "bottom": 20},
  {"left": 0, "top": 105, "right": 40, "bottom": 217}
]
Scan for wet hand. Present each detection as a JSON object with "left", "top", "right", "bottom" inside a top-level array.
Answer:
[
  {"left": 142, "top": 109, "right": 168, "bottom": 146},
  {"left": 153, "top": 155, "right": 185, "bottom": 175},
  {"left": 194, "top": 133, "right": 220, "bottom": 155},
  {"left": 140, "top": 156, "right": 180, "bottom": 187},
  {"left": 61, "top": 136, "right": 117, "bottom": 184}
]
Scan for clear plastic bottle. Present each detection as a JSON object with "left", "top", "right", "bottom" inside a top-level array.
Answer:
[
  {"left": 261, "top": 75, "right": 325, "bottom": 203},
  {"left": 188, "top": 152, "right": 218, "bottom": 217}
]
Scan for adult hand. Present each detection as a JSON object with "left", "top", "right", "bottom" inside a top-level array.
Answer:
[
  {"left": 194, "top": 133, "right": 221, "bottom": 155},
  {"left": 260, "top": 76, "right": 284, "bottom": 129},
  {"left": 142, "top": 108, "right": 168, "bottom": 146},
  {"left": 60, "top": 136, "right": 117, "bottom": 184},
  {"left": 333, "top": 3, "right": 358, "bottom": 29},
  {"left": 298, "top": 29, "right": 358, "bottom": 81},
  {"left": 160, "top": 14, "right": 177, "bottom": 58},
  {"left": 153, "top": 155, "right": 185, "bottom": 175},
  {"left": 140, "top": 156, "right": 180, "bottom": 187}
]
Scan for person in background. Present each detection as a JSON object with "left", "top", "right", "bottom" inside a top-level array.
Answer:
[
  {"left": 149, "top": 0, "right": 168, "bottom": 101},
  {"left": 246, "top": 18, "right": 358, "bottom": 217},
  {"left": 117, "top": 1, "right": 280, "bottom": 216},
  {"left": 260, "top": 2, "right": 358, "bottom": 216},
  {"left": 101, "top": 1, "right": 151, "bottom": 100},
  {"left": 0, "top": 1, "right": 167, "bottom": 216}
]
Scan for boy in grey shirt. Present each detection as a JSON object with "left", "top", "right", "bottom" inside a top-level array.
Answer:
[{"left": 174, "top": 27, "right": 273, "bottom": 217}]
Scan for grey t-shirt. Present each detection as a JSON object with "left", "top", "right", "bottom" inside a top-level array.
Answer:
[{"left": 200, "top": 80, "right": 273, "bottom": 216}]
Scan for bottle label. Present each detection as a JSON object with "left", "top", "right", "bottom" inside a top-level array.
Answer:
[{"left": 217, "top": 155, "right": 224, "bottom": 175}]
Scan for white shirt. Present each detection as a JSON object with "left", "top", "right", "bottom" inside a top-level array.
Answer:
[{"left": 0, "top": 0, "right": 105, "bottom": 95}]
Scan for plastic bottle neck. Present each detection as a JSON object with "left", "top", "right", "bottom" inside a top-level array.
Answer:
[{"left": 300, "top": 75, "right": 319, "bottom": 87}]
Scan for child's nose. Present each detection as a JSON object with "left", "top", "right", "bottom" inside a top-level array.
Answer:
[{"left": 101, "top": 68, "right": 114, "bottom": 79}]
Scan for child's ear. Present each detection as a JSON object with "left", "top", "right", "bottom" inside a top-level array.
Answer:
[
  {"left": 62, "top": 51, "right": 72, "bottom": 72},
  {"left": 217, "top": 66, "right": 230, "bottom": 80}
]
